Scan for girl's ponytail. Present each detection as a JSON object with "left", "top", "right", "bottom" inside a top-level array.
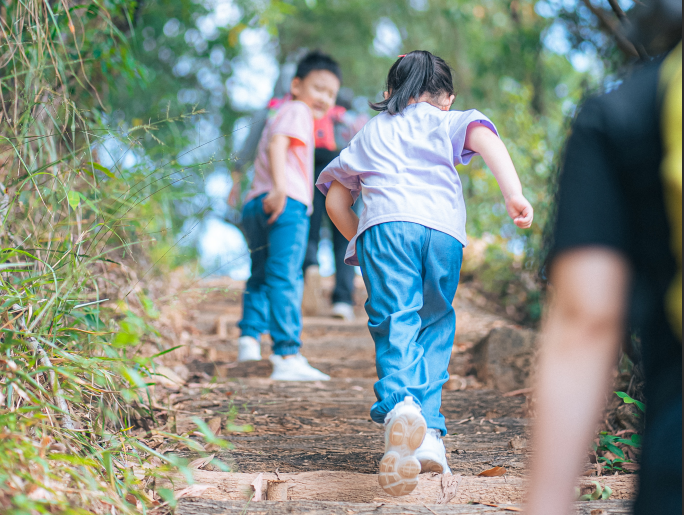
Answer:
[{"left": 370, "top": 50, "right": 454, "bottom": 115}]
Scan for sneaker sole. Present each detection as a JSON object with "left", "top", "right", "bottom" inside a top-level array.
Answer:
[
  {"left": 379, "top": 411, "right": 427, "bottom": 496},
  {"left": 418, "top": 457, "right": 447, "bottom": 474}
]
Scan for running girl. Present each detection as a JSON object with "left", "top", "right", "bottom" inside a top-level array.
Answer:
[{"left": 317, "top": 50, "right": 533, "bottom": 496}]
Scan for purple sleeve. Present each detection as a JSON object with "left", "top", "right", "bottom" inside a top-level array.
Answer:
[
  {"left": 449, "top": 109, "right": 499, "bottom": 165},
  {"left": 315, "top": 150, "right": 362, "bottom": 201}
]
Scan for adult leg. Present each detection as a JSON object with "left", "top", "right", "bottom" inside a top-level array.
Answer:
[
  {"left": 415, "top": 230, "right": 463, "bottom": 435},
  {"left": 238, "top": 196, "right": 270, "bottom": 340},
  {"left": 332, "top": 221, "right": 356, "bottom": 305},
  {"left": 265, "top": 198, "right": 310, "bottom": 356},
  {"left": 303, "top": 176, "right": 325, "bottom": 270},
  {"left": 357, "top": 222, "right": 429, "bottom": 424},
  {"left": 304, "top": 149, "right": 339, "bottom": 271}
]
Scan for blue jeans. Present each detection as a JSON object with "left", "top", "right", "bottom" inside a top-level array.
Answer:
[
  {"left": 357, "top": 222, "right": 463, "bottom": 436},
  {"left": 238, "top": 195, "right": 310, "bottom": 356}
]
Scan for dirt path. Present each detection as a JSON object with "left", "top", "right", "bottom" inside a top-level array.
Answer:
[{"left": 155, "top": 277, "right": 634, "bottom": 513}]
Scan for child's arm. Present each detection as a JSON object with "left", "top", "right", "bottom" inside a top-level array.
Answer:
[
  {"left": 262, "top": 134, "right": 290, "bottom": 224},
  {"left": 464, "top": 124, "right": 533, "bottom": 229},
  {"left": 325, "top": 180, "right": 359, "bottom": 241}
]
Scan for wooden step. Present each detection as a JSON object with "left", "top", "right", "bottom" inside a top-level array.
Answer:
[
  {"left": 178, "top": 499, "right": 633, "bottom": 515},
  {"left": 162, "top": 470, "right": 636, "bottom": 506}
]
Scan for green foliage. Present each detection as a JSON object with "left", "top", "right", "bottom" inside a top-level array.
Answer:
[
  {"left": 577, "top": 480, "right": 613, "bottom": 501},
  {"left": 591, "top": 392, "right": 645, "bottom": 474},
  {"left": 237, "top": 0, "right": 588, "bottom": 323},
  {"left": 615, "top": 391, "right": 646, "bottom": 413},
  {"left": 0, "top": 1, "right": 221, "bottom": 511}
]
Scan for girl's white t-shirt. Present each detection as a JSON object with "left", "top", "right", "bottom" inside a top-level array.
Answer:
[{"left": 316, "top": 102, "right": 498, "bottom": 265}]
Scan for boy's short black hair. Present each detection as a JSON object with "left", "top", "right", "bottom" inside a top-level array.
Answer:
[{"left": 295, "top": 51, "right": 342, "bottom": 83}]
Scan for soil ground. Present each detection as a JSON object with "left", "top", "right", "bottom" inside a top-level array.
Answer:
[{"left": 150, "top": 276, "right": 635, "bottom": 513}]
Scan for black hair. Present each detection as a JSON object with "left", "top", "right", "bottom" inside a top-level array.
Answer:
[
  {"left": 370, "top": 50, "right": 454, "bottom": 115},
  {"left": 295, "top": 51, "right": 343, "bottom": 83}
]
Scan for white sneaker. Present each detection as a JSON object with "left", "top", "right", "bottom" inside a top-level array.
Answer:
[
  {"left": 379, "top": 397, "right": 427, "bottom": 497},
  {"left": 237, "top": 336, "right": 262, "bottom": 362},
  {"left": 415, "top": 428, "right": 451, "bottom": 474},
  {"left": 331, "top": 302, "right": 355, "bottom": 321},
  {"left": 269, "top": 353, "right": 331, "bottom": 381}
]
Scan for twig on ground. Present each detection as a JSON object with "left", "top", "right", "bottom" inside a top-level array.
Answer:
[
  {"left": 503, "top": 387, "right": 533, "bottom": 397},
  {"left": 11, "top": 304, "right": 75, "bottom": 430}
]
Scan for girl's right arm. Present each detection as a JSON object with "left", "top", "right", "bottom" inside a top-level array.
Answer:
[
  {"left": 325, "top": 180, "right": 359, "bottom": 241},
  {"left": 464, "top": 124, "right": 534, "bottom": 229}
]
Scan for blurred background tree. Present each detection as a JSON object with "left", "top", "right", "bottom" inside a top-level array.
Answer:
[{"left": 106, "top": 0, "right": 645, "bottom": 322}]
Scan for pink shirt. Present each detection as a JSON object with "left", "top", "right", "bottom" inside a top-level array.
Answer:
[{"left": 245, "top": 100, "right": 315, "bottom": 214}]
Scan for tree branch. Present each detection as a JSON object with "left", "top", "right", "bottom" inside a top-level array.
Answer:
[
  {"left": 606, "top": 0, "right": 628, "bottom": 22},
  {"left": 580, "top": 0, "right": 639, "bottom": 57}
]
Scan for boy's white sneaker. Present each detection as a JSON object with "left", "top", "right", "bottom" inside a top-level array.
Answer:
[
  {"left": 269, "top": 354, "right": 330, "bottom": 381},
  {"left": 237, "top": 336, "right": 262, "bottom": 362},
  {"left": 415, "top": 428, "right": 451, "bottom": 474},
  {"left": 379, "top": 396, "right": 427, "bottom": 496},
  {"left": 331, "top": 302, "right": 355, "bottom": 321}
]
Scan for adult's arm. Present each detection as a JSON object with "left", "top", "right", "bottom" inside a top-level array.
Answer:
[{"left": 526, "top": 248, "right": 631, "bottom": 514}]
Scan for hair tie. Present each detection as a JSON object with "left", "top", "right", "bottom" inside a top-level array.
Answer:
[{"left": 398, "top": 54, "right": 406, "bottom": 58}]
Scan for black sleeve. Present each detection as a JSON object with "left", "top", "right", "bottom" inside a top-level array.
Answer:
[{"left": 550, "top": 97, "right": 631, "bottom": 264}]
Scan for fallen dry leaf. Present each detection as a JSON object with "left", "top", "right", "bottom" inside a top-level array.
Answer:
[
  {"left": 503, "top": 387, "right": 533, "bottom": 397},
  {"left": 251, "top": 473, "right": 264, "bottom": 502},
  {"left": 207, "top": 417, "right": 222, "bottom": 436},
  {"left": 436, "top": 473, "right": 461, "bottom": 504},
  {"left": 508, "top": 435, "right": 527, "bottom": 451},
  {"left": 174, "top": 484, "right": 212, "bottom": 499},
  {"left": 590, "top": 510, "right": 607, "bottom": 515},
  {"left": 188, "top": 454, "right": 215, "bottom": 470},
  {"left": 477, "top": 466, "right": 507, "bottom": 477}
]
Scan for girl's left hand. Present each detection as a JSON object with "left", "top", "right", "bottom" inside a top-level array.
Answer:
[{"left": 506, "top": 194, "right": 534, "bottom": 229}]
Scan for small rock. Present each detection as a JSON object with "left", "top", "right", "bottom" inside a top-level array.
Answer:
[
  {"left": 508, "top": 435, "right": 528, "bottom": 451},
  {"left": 173, "top": 364, "right": 190, "bottom": 382},
  {"left": 471, "top": 327, "right": 537, "bottom": 393},
  {"left": 444, "top": 375, "right": 467, "bottom": 391}
]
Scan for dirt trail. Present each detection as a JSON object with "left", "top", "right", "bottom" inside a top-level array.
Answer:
[{"left": 157, "top": 277, "right": 634, "bottom": 514}]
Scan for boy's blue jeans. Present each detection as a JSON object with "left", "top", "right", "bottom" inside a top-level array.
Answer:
[
  {"left": 238, "top": 195, "right": 310, "bottom": 356},
  {"left": 357, "top": 222, "right": 463, "bottom": 436}
]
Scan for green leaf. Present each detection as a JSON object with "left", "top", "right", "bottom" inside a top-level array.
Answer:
[
  {"left": 192, "top": 417, "right": 228, "bottom": 447},
  {"left": 590, "top": 481, "right": 603, "bottom": 500},
  {"left": 49, "top": 453, "right": 99, "bottom": 467},
  {"left": 157, "top": 488, "right": 177, "bottom": 508},
  {"left": 605, "top": 442, "right": 625, "bottom": 459},
  {"left": 87, "top": 161, "right": 117, "bottom": 179},
  {"left": 615, "top": 391, "right": 646, "bottom": 412},
  {"left": 151, "top": 345, "right": 185, "bottom": 359},
  {"left": 67, "top": 191, "right": 81, "bottom": 210},
  {"left": 602, "top": 484, "right": 613, "bottom": 500}
]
